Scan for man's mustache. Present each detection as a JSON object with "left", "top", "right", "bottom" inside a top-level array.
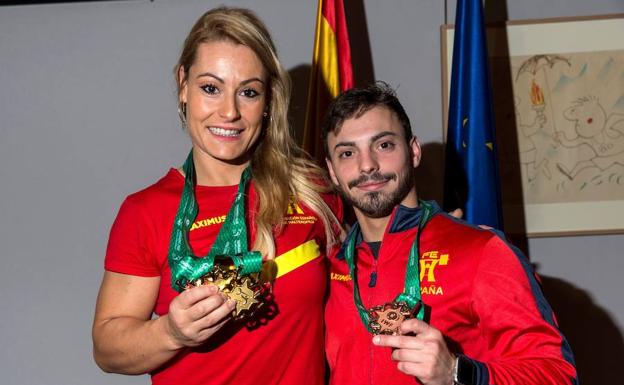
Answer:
[{"left": 348, "top": 172, "right": 397, "bottom": 189}]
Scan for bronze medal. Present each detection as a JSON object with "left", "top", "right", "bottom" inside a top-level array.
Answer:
[{"left": 368, "top": 301, "right": 415, "bottom": 335}]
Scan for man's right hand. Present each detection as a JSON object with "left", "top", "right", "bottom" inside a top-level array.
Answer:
[
  {"left": 448, "top": 208, "right": 492, "bottom": 230},
  {"left": 373, "top": 319, "right": 455, "bottom": 385},
  {"left": 448, "top": 208, "right": 463, "bottom": 219}
]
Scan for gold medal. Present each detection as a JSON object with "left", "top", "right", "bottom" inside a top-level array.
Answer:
[
  {"left": 228, "top": 275, "right": 263, "bottom": 318},
  {"left": 189, "top": 262, "right": 266, "bottom": 320},
  {"left": 191, "top": 263, "right": 237, "bottom": 290},
  {"left": 368, "top": 301, "right": 415, "bottom": 335}
]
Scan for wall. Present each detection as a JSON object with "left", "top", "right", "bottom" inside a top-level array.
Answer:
[{"left": 0, "top": 0, "right": 622, "bottom": 384}]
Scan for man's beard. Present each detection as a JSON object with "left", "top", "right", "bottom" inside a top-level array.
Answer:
[{"left": 337, "top": 167, "right": 415, "bottom": 219}]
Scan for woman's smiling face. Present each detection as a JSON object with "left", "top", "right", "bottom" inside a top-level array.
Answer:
[{"left": 179, "top": 40, "right": 268, "bottom": 165}]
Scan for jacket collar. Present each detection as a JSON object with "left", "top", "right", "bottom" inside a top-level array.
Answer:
[{"left": 336, "top": 200, "right": 441, "bottom": 260}]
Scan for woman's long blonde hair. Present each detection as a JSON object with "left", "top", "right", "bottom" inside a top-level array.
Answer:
[{"left": 175, "top": 7, "right": 343, "bottom": 258}]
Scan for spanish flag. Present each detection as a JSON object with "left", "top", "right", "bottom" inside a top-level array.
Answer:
[{"left": 303, "top": 0, "right": 354, "bottom": 160}]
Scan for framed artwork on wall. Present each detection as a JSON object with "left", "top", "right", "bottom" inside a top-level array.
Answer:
[{"left": 441, "top": 14, "right": 624, "bottom": 236}]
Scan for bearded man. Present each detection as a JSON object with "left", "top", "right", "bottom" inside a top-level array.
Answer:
[{"left": 322, "top": 82, "right": 578, "bottom": 385}]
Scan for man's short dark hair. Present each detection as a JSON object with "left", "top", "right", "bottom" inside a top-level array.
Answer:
[{"left": 322, "top": 81, "right": 413, "bottom": 157}]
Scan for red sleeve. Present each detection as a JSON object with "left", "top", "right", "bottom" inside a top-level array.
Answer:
[
  {"left": 321, "top": 191, "right": 345, "bottom": 247},
  {"left": 307, "top": 171, "right": 344, "bottom": 225},
  {"left": 471, "top": 235, "right": 577, "bottom": 385},
  {"left": 322, "top": 191, "right": 344, "bottom": 223},
  {"left": 104, "top": 197, "right": 160, "bottom": 277}
]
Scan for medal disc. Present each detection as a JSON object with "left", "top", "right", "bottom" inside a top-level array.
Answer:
[
  {"left": 368, "top": 302, "right": 415, "bottom": 335},
  {"left": 228, "top": 275, "right": 263, "bottom": 319},
  {"left": 190, "top": 263, "right": 266, "bottom": 320}
]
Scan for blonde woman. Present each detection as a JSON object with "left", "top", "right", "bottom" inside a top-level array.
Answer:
[{"left": 93, "top": 7, "right": 342, "bottom": 385}]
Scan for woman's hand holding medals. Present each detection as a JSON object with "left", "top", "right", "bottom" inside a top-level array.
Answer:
[
  {"left": 372, "top": 318, "right": 455, "bottom": 385},
  {"left": 165, "top": 284, "right": 236, "bottom": 348}
]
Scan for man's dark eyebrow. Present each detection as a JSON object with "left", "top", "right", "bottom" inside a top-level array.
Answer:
[
  {"left": 370, "top": 131, "right": 397, "bottom": 142},
  {"left": 332, "top": 131, "right": 397, "bottom": 152},
  {"left": 333, "top": 141, "right": 356, "bottom": 151}
]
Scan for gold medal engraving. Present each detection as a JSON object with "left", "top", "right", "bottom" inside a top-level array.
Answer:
[
  {"left": 199, "top": 264, "right": 237, "bottom": 290},
  {"left": 189, "top": 263, "right": 266, "bottom": 320},
  {"left": 228, "top": 276, "right": 263, "bottom": 318},
  {"left": 368, "top": 302, "right": 414, "bottom": 335}
]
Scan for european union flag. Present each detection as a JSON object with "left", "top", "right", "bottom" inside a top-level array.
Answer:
[{"left": 444, "top": 0, "right": 503, "bottom": 229}]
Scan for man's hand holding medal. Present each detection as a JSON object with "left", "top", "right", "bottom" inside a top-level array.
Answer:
[{"left": 372, "top": 318, "right": 456, "bottom": 385}]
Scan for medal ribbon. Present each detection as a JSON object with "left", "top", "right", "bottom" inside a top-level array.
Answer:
[
  {"left": 167, "top": 151, "right": 262, "bottom": 292},
  {"left": 343, "top": 201, "right": 435, "bottom": 332}
]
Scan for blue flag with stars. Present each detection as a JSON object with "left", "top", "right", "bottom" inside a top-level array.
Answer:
[{"left": 444, "top": 0, "right": 503, "bottom": 229}]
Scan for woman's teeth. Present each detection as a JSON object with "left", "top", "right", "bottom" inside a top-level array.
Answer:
[{"left": 209, "top": 127, "right": 242, "bottom": 137}]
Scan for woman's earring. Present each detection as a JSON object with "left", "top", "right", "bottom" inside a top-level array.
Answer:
[{"left": 178, "top": 102, "right": 187, "bottom": 129}]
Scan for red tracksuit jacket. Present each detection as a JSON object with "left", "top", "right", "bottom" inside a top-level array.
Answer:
[{"left": 325, "top": 201, "right": 577, "bottom": 385}]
